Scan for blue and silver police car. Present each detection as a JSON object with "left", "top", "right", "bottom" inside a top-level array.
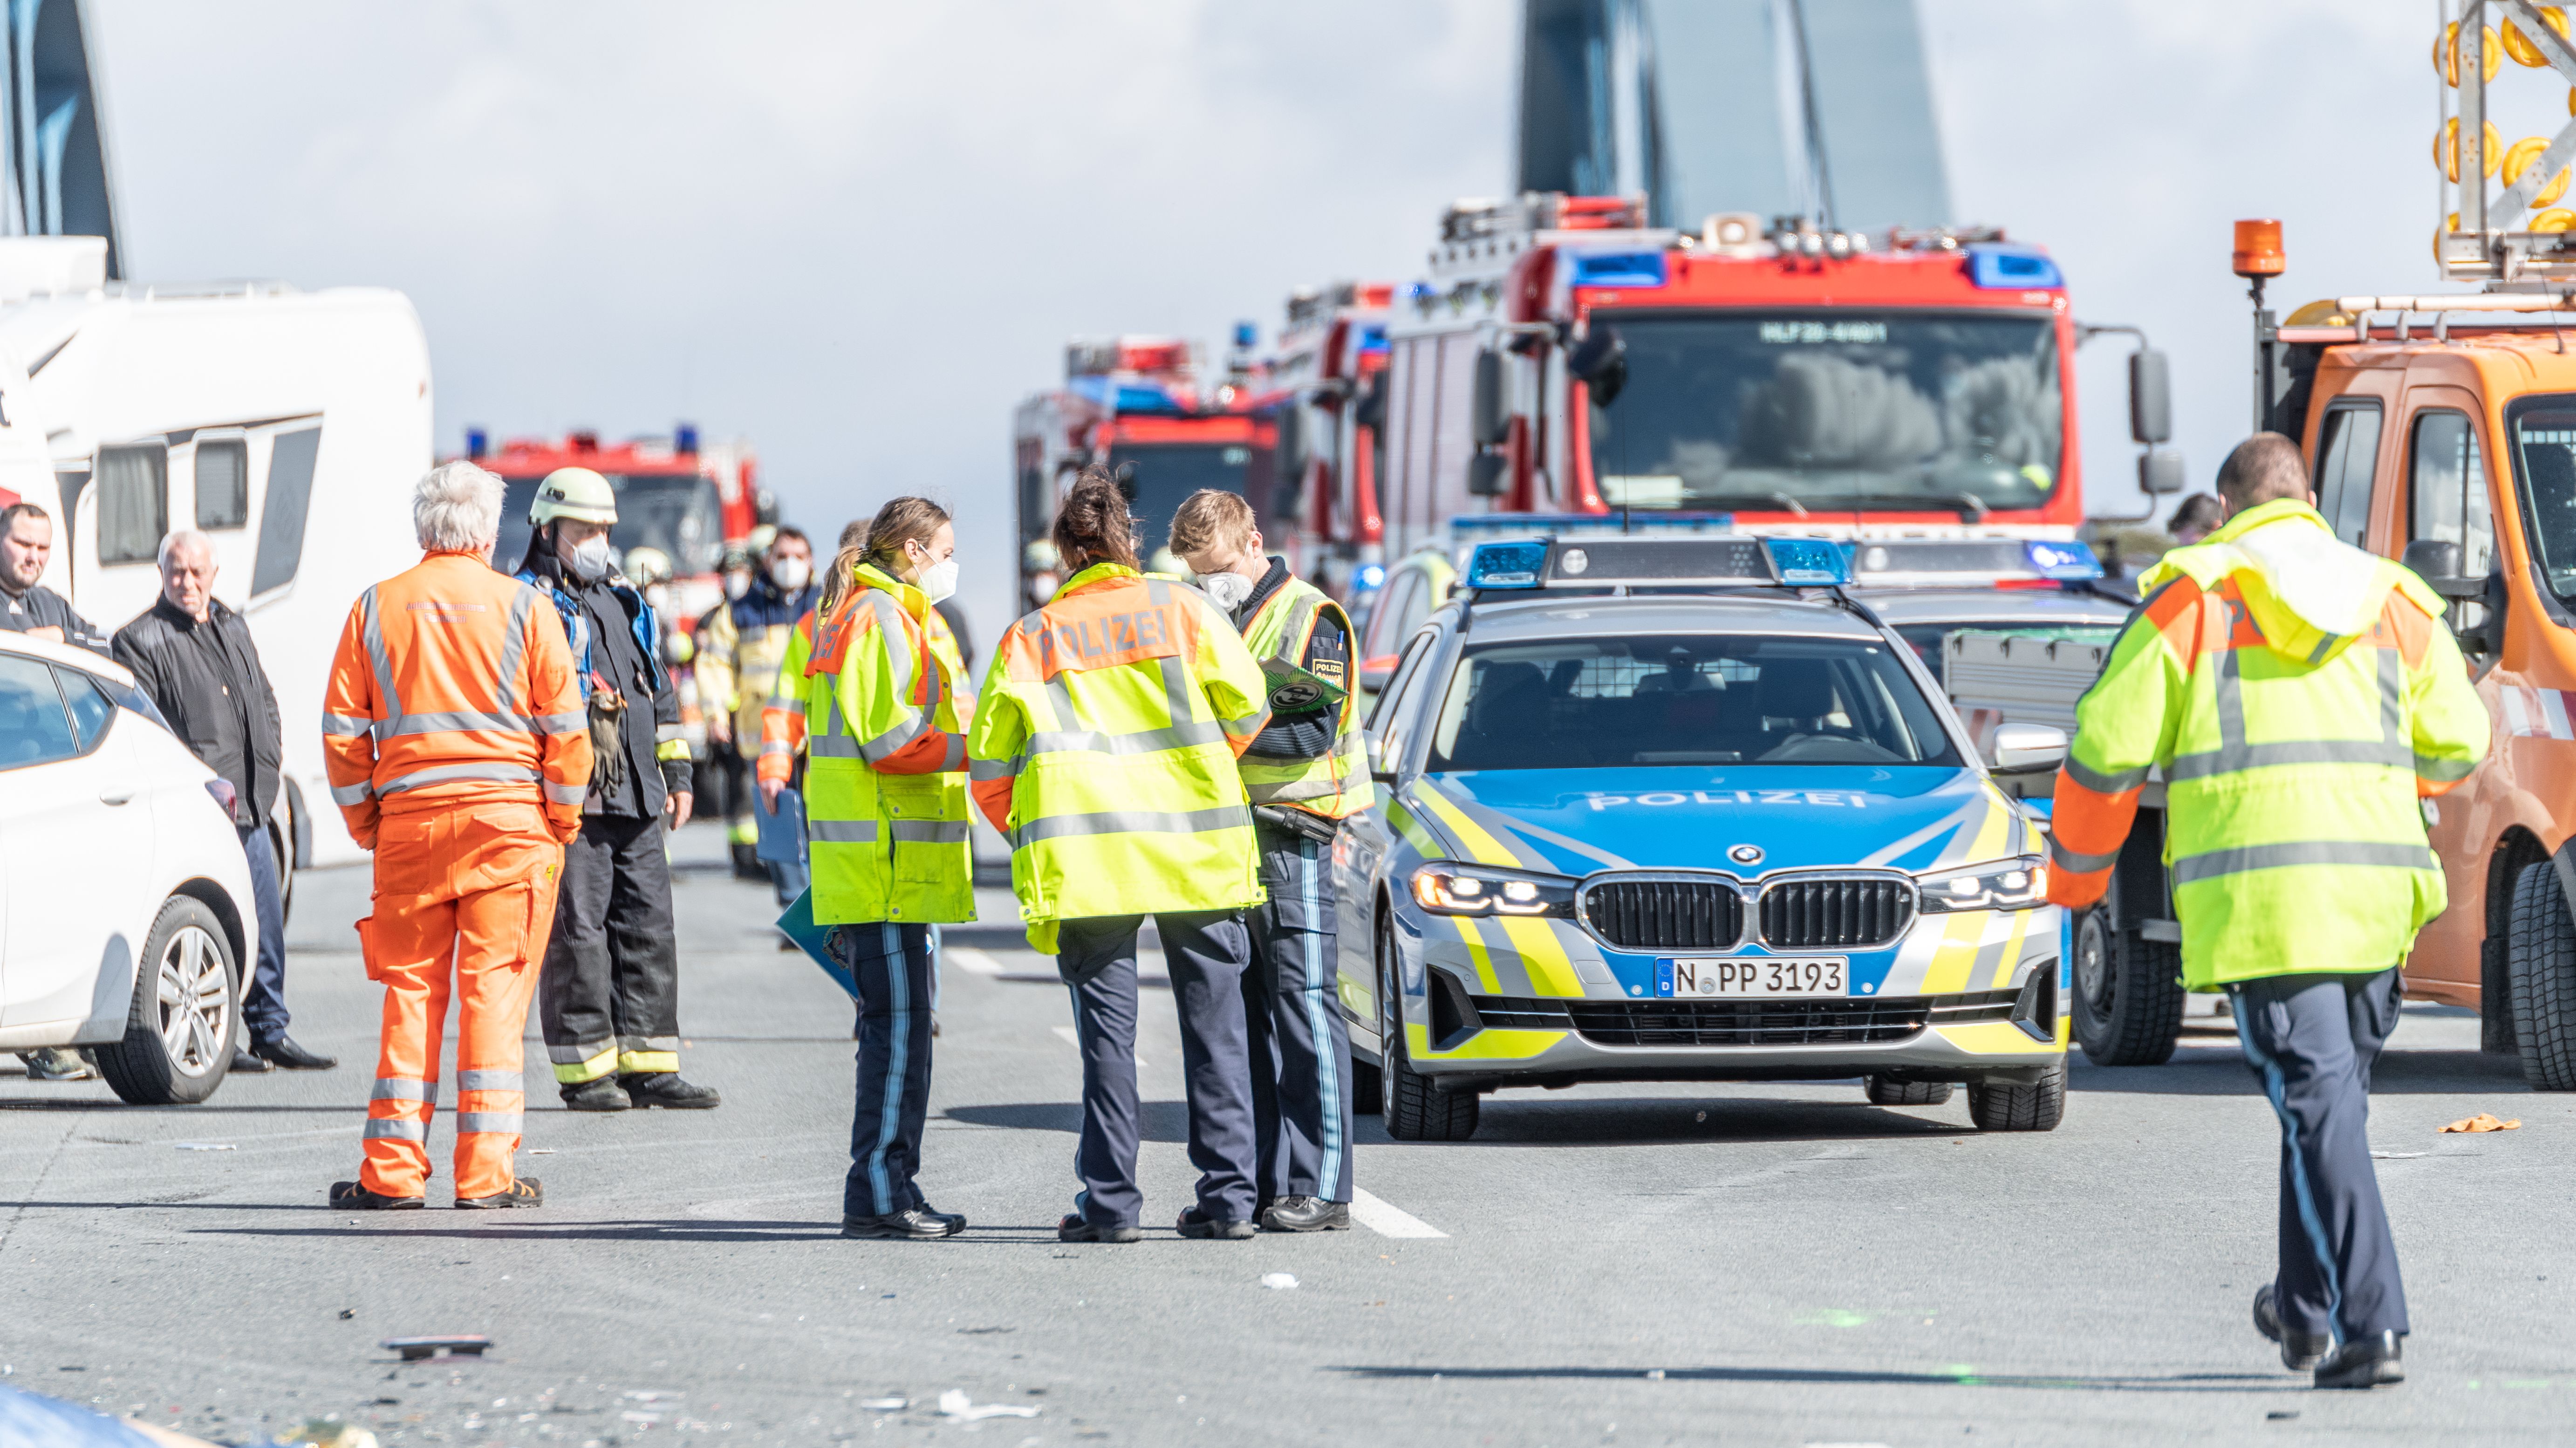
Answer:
[{"left": 1334, "top": 534, "right": 2073, "bottom": 1140}]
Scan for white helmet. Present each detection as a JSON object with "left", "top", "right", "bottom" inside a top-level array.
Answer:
[{"left": 529, "top": 466, "right": 618, "bottom": 526}]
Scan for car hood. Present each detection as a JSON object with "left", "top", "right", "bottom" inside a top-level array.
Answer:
[{"left": 1394, "top": 766, "right": 2032, "bottom": 879}]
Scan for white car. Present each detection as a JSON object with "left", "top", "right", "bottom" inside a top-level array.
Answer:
[{"left": 0, "top": 630, "right": 255, "bottom": 1104}]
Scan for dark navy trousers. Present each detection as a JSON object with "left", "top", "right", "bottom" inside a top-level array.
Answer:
[
  {"left": 834, "top": 922, "right": 936, "bottom": 1219},
  {"left": 1246, "top": 824, "right": 1353, "bottom": 1204},
  {"left": 1057, "top": 911, "right": 1257, "bottom": 1230},
  {"left": 236, "top": 824, "right": 290, "bottom": 1045},
  {"left": 2229, "top": 967, "right": 2409, "bottom": 1345}
]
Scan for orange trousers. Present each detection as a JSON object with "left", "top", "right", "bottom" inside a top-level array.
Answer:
[{"left": 356, "top": 798, "right": 564, "bottom": 1201}]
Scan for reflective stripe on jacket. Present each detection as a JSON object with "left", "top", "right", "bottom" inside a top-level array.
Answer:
[
  {"left": 798, "top": 562, "right": 974, "bottom": 925},
  {"left": 697, "top": 576, "right": 819, "bottom": 757},
  {"left": 756, "top": 613, "right": 816, "bottom": 785},
  {"left": 322, "top": 551, "right": 594, "bottom": 845},
  {"left": 1236, "top": 574, "right": 1374, "bottom": 820},
  {"left": 967, "top": 562, "right": 1273, "bottom": 952},
  {"left": 2043, "top": 500, "right": 2489, "bottom": 987}
]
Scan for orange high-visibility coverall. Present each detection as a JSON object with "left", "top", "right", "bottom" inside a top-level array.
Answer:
[{"left": 322, "top": 551, "right": 592, "bottom": 1201}]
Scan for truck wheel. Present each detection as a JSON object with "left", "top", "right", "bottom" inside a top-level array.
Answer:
[
  {"left": 1378, "top": 915, "right": 1477, "bottom": 1142},
  {"left": 94, "top": 896, "right": 239, "bottom": 1106},
  {"left": 1862, "top": 1075, "right": 1952, "bottom": 1106},
  {"left": 2507, "top": 861, "right": 2576, "bottom": 1090},
  {"left": 1966, "top": 1059, "right": 2066, "bottom": 1132},
  {"left": 2070, "top": 904, "right": 2185, "bottom": 1066}
]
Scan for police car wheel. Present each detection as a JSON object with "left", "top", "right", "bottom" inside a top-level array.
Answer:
[
  {"left": 1378, "top": 913, "right": 1479, "bottom": 1142},
  {"left": 1862, "top": 1075, "right": 1952, "bottom": 1107},
  {"left": 2070, "top": 903, "right": 2184, "bottom": 1068},
  {"left": 2506, "top": 861, "right": 2576, "bottom": 1090},
  {"left": 1965, "top": 1059, "right": 2066, "bottom": 1132}
]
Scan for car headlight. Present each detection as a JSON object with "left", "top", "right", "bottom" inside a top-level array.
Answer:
[
  {"left": 1409, "top": 862, "right": 1578, "bottom": 918},
  {"left": 1914, "top": 855, "right": 2048, "bottom": 913}
]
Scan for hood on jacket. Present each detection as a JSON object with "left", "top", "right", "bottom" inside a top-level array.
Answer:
[{"left": 2139, "top": 499, "right": 2443, "bottom": 666}]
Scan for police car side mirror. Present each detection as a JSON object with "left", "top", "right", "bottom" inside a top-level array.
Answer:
[{"left": 1988, "top": 722, "right": 2068, "bottom": 773}]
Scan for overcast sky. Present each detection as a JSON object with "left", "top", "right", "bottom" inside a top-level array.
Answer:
[{"left": 93, "top": 0, "right": 2498, "bottom": 638}]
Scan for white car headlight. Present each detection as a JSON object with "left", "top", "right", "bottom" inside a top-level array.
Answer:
[
  {"left": 1914, "top": 855, "right": 2048, "bottom": 913},
  {"left": 1409, "top": 862, "right": 1578, "bottom": 918}
]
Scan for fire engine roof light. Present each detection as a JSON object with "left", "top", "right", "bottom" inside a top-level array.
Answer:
[
  {"left": 1353, "top": 562, "right": 1387, "bottom": 591},
  {"left": 1965, "top": 245, "right": 2064, "bottom": 290},
  {"left": 1462, "top": 535, "right": 1853, "bottom": 592},
  {"left": 1569, "top": 252, "right": 1668, "bottom": 289},
  {"left": 1849, "top": 538, "right": 2104, "bottom": 587},
  {"left": 1357, "top": 323, "right": 1389, "bottom": 355}
]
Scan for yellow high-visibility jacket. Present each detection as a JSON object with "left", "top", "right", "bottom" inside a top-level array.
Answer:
[{"left": 2045, "top": 499, "right": 2489, "bottom": 986}]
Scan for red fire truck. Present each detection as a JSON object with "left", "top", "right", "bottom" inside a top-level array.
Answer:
[
  {"left": 470, "top": 424, "right": 762, "bottom": 628},
  {"left": 1012, "top": 335, "right": 1275, "bottom": 608},
  {"left": 1279, "top": 196, "right": 2178, "bottom": 643},
  {"left": 1259, "top": 281, "right": 1395, "bottom": 601}
]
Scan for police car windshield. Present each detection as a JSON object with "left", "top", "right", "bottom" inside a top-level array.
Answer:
[
  {"left": 1586, "top": 311, "right": 2062, "bottom": 513},
  {"left": 1423, "top": 634, "right": 1960, "bottom": 771}
]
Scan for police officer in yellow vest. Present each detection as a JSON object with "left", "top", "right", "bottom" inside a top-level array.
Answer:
[
  {"left": 1169, "top": 490, "right": 1373, "bottom": 1232},
  {"left": 790, "top": 497, "right": 975, "bottom": 1240},
  {"left": 2048, "top": 434, "right": 2488, "bottom": 1389},
  {"left": 969, "top": 470, "right": 1274, "bottom": 1243}
]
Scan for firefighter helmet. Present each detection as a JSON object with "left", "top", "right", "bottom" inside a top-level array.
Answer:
[{"left": 529, "top": 466, "right": 618, "bottom": 526}]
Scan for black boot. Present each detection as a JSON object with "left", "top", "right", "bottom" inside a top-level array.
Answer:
[
  {"left": 1260, "top": 1196, "right": 1351, "bottom": 1232},
  {"left": 842, "top": 1206, "right": 966, "bottom": 1239},
  {"left": 2313, "top": 1331, "right": 2404, "bottom": 1389},
  {"left": 330, "top": 1179, "right": 423, "bottom": 1210},
  {"left": 622, "top": 1072, "right": 721, "bottom": 1109},
  {"left": 2254, "top": 1284, "right": 2330, "bottom": 1371},
  {"left": 229, "top": 1048, "right": 273, "bottom": 1074},
  {"left": 561, "top": 1078, "right": 631, "bottom": 1112},
  {"left": 253, "top": 1035, "right": 338, "bottom": 1071}
]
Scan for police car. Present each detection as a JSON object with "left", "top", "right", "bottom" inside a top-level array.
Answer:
[{"left": 1334, "top": 534, "right": 2075, "bottom": 1141}]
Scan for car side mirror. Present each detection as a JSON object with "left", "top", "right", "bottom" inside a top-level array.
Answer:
[
  {"left": 2402, "top": 538, "right": 2462, "bottom": 585},
  {"left": 1467, "top": 451, "right": 1508, "bottom": 497},
  {"left": 1471, "top": 349, "right": 1508, "bottom": 445},
  {"left": 2129, "top": 348, "right": 2173, "bottom": 444},
  {"left": 1568, "top": 327, "right": 1626, "bottom": 408},
  {"left": 2138, "top": 448, "right": 2186, "bottom": 495},
  {"left": 1988, "top": 722, "right": 2069, "bottom": 773}
]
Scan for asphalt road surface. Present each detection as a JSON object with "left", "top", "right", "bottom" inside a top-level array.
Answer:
[{"left": 5, "top": 822, "right": 2573, "bottom": 1448}]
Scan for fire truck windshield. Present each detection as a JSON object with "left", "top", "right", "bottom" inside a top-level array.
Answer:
[
  {"left": 493, "top": 472, "right": 726, "bottom": 577},
  {"left": 1106, "top": 442, "right": 1255, "bottom": 557},
  {"left": 1586, "top": 311, "right": 2064, "bottom": 514}
]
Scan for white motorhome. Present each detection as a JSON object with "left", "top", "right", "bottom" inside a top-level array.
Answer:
[{"left": 0, "top": 237, "right": 432, "bottom": 876}]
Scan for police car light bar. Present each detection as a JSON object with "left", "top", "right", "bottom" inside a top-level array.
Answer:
[
  {"left": 1848, "top": 538, "right": 2103, "bottom": 588},
  {"left": 1462, "top": 536, "right": 1853, "bottom": 591}
]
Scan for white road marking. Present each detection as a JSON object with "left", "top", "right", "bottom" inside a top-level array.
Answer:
[
  {"left": 1350, "top": 1187, "right": 1446, "bottom": 1239},
  {"left": 945, "top": 946, "right": 1004, "bottom": 976}
]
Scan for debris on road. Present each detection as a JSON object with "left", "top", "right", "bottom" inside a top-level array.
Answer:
[
  {"left": 2370, "top": 1150, "right": 2428, "bottom": 1160},
  {"left": 937, "top": 1390, "right": 1039, "bottom": 1420},
  {"left": 336, "top": 1308, "right": 356, "bottom": 1320},
  {"left": 170, "top": 1142, "right": 234, "bottom": 1151},
  {"left": 858, "top": 1396, "right": 907, "bottom": 1411},
  {"left": 380, "top": 1336, "right": 490, "bottom": 1362},
  {"left": 284, "top": 1419, "right": 378, "bottom": 1447},
  {"left": 2438, "top": 1113, "right": 2522, "bottom": 1134},
  {"left": 1261, "top": 1273, "right": 1299, "bottom": 1290}
]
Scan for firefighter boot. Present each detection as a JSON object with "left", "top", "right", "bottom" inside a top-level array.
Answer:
[
  {"left": 622, "top": 1072, "right": 721, "bottom": 1108},
  {"left": 561, "top": 1078, "right": 631, "bottom": 1112}
]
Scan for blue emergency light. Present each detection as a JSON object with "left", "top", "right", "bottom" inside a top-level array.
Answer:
[
  {"left": 1763, "top": 538, "right": 1850, "bottom": 586},
  {"left": 2024, "top": 540, "right": 2103, "bottom": 580},
  {"left": 1847, "top": 537, "right": 2103, "bottom": 587},
  {"left": 1357, "top": 323, "right": 1389, "bottom": 355},
  {"left": 1462, "top": 535, "right": 1854, "bottom": 592},
  {"left": 1569, "top": 252, "right": 1668, "bottom": 289},
  {"left": 1966, "top": 245, "right": 2064, "bottom": 290},
  {"left": 1464, "top": 540, "right": 1550, "bottom": 589}
]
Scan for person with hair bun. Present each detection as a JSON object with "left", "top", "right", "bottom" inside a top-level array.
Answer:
[
  {"left": 968, "top": 467, "right": 1276, "bottom": 1243},
  {"left": 785, "top": 495, "right": 977, "bottom": 1239}
]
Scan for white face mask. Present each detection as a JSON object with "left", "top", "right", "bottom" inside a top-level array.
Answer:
[
  {"left": 915, "top": 556, "right": 960, "bottom": 606},
  {"left": 1198, "top": 571, "right": 1254, "bottom": 611},
  {"left": 770, "top": 557, "right": 812, "bottom": 593},
  {"left": 723, "top": 570, "right": 752, "bottom": 600},
  {"left": 567, "top": 534, "right": 615, "bottom": 583}
]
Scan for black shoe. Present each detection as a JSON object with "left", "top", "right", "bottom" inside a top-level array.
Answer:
[
  {"left": 560, "top": 1078, "right": 631, "bottom": 1112},
  {"left": 1176, "top": 1206, "right": 1256, "bottom": 1240},
  {"left": 1058, "top": 1213, "right": 1141, "bottom": 1244},
  {"left": 843, "top": 1207, "right": 966, "bottom": 1240},
  {"left": 2313, "top": 1331, "right": 2404, "bottom": 1389},
  {"left": 253, "top": 1036, "right": 337, "bottom": 1071},
  {"left": 329, "top": 1180, "right": 423, "bottom": 1210},
  {"left": 1260, "top": 1196, "right": 1351, "bottom": 1233},
  {"left": 622, "top": 1072, "right": 721, "bottom": 1109},
  {"left": 730, "top": 841, "right": 765, "bottom": 879},
  {"left": 229, "top": 1048, "right": 273, "bottom": 1074},
  {"left": 2254, "top": 1284, "right": 2331, "bottom": 1371},
  {"left": 456, "top": 1179, "right": 543, "bottom": 1210}
]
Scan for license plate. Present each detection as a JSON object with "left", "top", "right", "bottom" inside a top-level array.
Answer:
[{"left": 1656, "top": 957, "right": 1848, "bottom": 999}]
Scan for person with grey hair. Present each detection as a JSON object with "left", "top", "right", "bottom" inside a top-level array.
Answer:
[{"left": 114, "top": 528, "right": 330, "bottom": 1072}]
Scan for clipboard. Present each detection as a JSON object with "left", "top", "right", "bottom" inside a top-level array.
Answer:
[
  {"left": 776, "top": 888, "right": 858, "bottom": 1001},
  {"left": 1261, "top": 654, "right": 1347, "bottom": 711},
  {"left": 754, "top": 786, "right": 806, "bottom": 865}
]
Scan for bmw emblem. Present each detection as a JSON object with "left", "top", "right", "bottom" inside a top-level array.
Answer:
[{"left": 1727, "top": 844, "right": 1764, "bottom": 867}]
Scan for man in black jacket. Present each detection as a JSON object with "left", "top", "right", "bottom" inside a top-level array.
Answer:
[
  {"left": 114, "top": 530, "right": 335, "bottom": 1073},
  {"left": 515, "top": 468, "right": 719, "bottom": 1112},
  {"left": 1, "top": 501, "right": 109, "bottom": 654}
]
